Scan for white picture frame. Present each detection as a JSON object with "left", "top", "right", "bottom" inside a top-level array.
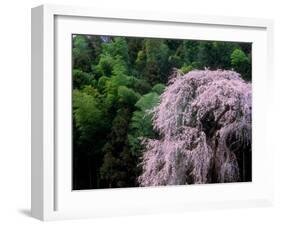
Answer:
[{"left": 31, "top": 4, "right": 274, "bottom": 221}]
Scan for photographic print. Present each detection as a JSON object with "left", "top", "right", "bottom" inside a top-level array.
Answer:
[{"left": 72, "top": 35, "right": 252, "bottom": 190}]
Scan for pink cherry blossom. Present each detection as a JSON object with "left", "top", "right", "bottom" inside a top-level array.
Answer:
[{"left": 139, "top": 70, "right": 252, "bottom": 186}]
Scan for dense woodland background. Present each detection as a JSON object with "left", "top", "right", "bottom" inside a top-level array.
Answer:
[{"left": 72, "top": 35, "right": 251, "bottom": 190}]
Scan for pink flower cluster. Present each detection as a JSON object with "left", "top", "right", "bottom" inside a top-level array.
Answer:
[{"left": 139, "top": 70, "right": 252, "bottom": 186}]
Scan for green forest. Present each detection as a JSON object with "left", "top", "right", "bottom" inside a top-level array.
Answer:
[{"left": 72, "top": 34, "right": 251, "bottom": 189}]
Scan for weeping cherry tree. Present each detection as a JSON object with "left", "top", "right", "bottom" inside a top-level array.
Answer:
[{"left": 139, "top": 70, "right": 252, "bottom": 186}]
